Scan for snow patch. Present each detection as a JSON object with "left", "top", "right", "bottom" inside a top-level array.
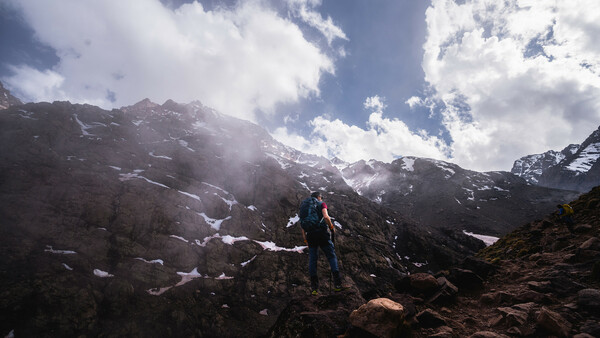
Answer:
[
  {"left": 178, "top": 190, "right": 201, "bottom": 201},
  {"left": 463, "top": 231, "right": 499, "bottom": 246},
  {"left": 401, "top": 158, "right": 415, "bottom": 171},
  {"left": 241, "top": 255, "right": 257, "bottom": 267},
  {"left": 94, "top": 269, "right": 114, "bottom": 278},
  {"left": 567, "top": 142, "right": 600, "bottom": 174},
  {"left": 45, "top": 245, "right": 76, "bottom": 254},
  {"left": 198, "top": 213, "right": 231, "bottom": 231},
  {"left": 135, "top": 258, "right": 164, "bottom": 265},
  {"left": 254, "top": 241, "right": 307, "bottom": 253},
  {"left": 287, "top": 214, "right": 299, "bottom": 228},
  {"left": 149, "top": 151, "right": 172, "bottom": 160}
]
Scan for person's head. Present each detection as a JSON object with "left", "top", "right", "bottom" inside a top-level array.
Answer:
[
  {"left": 311, "top": 191, "right": 322, "bottom": 200},
  {"left": 557, "top": 204, "right": 563, "bottom": 209}
]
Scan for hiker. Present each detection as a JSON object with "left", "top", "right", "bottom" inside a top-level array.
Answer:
[
  {"left": 299, "top": 191, "right": 347, "bottom": 295},
  {"left": 556, "top": 204, "right": 574, "bottom": 232}
]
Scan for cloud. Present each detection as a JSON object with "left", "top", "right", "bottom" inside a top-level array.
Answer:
[
  {"left": 363, "top": 95, "right": 386, "bottom": 112},
  {"left": 2, "top": 0, "right": 338, "bottom": 122},
  {"left": 273, "top": 98, "right": 451, "bottom": 163},
  {"left": 286, "top": 0, "right": 348, "bottom": 46},
  {"left": 421, "top": 0, "right": 600, "bottom": 171}
]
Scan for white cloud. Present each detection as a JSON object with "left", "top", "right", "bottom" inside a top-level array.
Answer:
[
  {"left": 422, "top": 0, "right": 600, "bottom": 171},
  {"left": 363, "top": 95, "right": 386, "bottom": 112},
  {"left": 286, "top": 0, "right": 348, "bottom": 46},
  {"left": 405, "top": 96, "right": 423, "bottom": 109},
  {"left": 2, "top": 0, "right": 337, "bottom": 122},
  {"left": 273, "top": 100, "right": 451, "bottom": 164}
]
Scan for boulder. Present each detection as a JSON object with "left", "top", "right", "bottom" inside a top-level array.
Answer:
[
  {"left": 574, "top": 224, "right": 593, "bottom": 233},
  {"left": 577, "top": 288, "right": 600, "bottom": 310},
  {"left": 448, "top": 268, "right": 484, "bottom": 291},
  {"left": 536, "top": 307, "right": 572, "bottom": 338},
  {"left": 579, "top": 237, "right": 600, "bottom": 251},
  {"left": 460, "top": 256, "right": 497, "bottom": 278},
  {"left": 497, "top": 306, "right": 528, "bottom": 327},
  {"left": 427, "top": 277, "right": 458, "bottom": 305},
  {"left": 409, "top": 273, "right": 439, "bottom": 294},
  {"left": 348, "top": 298, "right": 405, "bottom": 338},
  {"left": 416, "top": 308, "right": 447, "bottom": 328}
]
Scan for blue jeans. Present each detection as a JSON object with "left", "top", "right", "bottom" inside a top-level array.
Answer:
[{"left": 308, "top": 240, "right": 339, "bottom": 277}]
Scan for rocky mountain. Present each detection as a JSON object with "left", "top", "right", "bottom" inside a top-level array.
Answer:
[
  {"left": 267, "top": 186, "right": 600, "bottom": 337},
  {"left": 0, "top": 97, "right": 486, "bottom": 337},
  {"left": 0, "top": 82, "right": 23, "bottom": 110},
  {"left": 511, "top": 144, "right": 579, "bottom": 184},
  {"left": 512, "top": 126, "right": 600, "bottom": 193},
  {"left": 338, "top": 158, "right": 579, "bottom": 236}
]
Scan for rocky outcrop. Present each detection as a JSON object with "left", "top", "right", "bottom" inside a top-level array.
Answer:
[
  {"left": 513, "top": 126, "right": 600, "bottom": 193},
  {"left": 0, "top": 82, "right": 23, "bottom": 110}
]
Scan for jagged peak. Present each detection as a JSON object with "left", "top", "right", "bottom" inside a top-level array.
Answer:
[{"left": 120, "top": 98, "right": 159, "bottom": 111}]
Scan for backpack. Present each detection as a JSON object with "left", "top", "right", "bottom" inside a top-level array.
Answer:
[
  {"left": 299, "top": 197, "right": 324, "bottom": 232},
  {"left": 562, "top": 204, "right": 574, "bottom": 215}
]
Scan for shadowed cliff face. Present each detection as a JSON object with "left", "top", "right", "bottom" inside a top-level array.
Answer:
[{"left": 0, "top": 99, "right": 484, "bottom": 337}]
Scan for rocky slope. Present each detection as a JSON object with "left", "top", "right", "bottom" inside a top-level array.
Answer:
[
  {"left": 512, "top": 126, "right": 600, "bottom": 193},
  {"left": 339, "top": 158, "right": 579, "bottom": 236},
  {"left": 268, "top": 185, "right": 600, "bottom": 337},
  {"left": 0, "top": 97, "right": 485, "bottom": 337}
]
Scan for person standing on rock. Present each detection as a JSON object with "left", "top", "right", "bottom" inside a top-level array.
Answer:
[{"left": 299, "top": 191, "right": 347, "bottom": 295}]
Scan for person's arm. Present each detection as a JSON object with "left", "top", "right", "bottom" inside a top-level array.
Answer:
[{"left": 322, "top": 208, "right": 334, "bottom": 232}]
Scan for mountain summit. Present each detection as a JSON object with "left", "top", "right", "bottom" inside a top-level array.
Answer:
[
  {"left": 0, "top": 82, "right": 23, "bottom": 110},
  {"left": 512, "top": 126, "right": 600, "bottom": 192}
]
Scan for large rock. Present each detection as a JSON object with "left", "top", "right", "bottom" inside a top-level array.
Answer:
[
  {"left": 577, "top": 289, "right": 600, "bottom": 310},
  {"left": 536, "top": 307, "right": 572, "bottom": 338},
  {"left": 579, "top": 237, "right": 600, "bottom": 250},
  {"left": 409, "top": 273, "right": 439, "bottom": 294},
  {"left": 348, "top": 298, "right": 405, "bottom": 338},
  {"left": 416, "top": 308, "right": 447, "bottom": 328},
  {"left": 427, "top": 277, "right": 458, "bottom": 305},
  {"left": 448, "top": 268, "right": 484, "bottom": 291}
]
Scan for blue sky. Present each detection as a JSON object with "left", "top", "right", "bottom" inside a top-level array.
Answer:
[{"left": 1, "top": 0, "right": 600, "bottom": 171}]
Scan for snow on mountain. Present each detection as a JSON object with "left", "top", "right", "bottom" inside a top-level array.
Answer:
[
  {"left": 514, "top": 126, "right": 600, "bottom": 192},
  {"left": 511, "top": 144, "right": 579, "bottom": 184},
  {"left": 566, "top": 139, "right": 600, "bottom": 174},
  {"left": 337, "top": 156, "right": 578, "bottom": 236}
]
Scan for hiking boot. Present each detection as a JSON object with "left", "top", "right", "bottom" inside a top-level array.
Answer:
[
  {"left": 310, "top": 275, "right": 319, "bottom": 294},
  {"left": 332, "top": 271, "right": 349, "bottom": 292}
]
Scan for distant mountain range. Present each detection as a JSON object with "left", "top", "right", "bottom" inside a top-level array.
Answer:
[{"left": 512, "top": 128, "right": 600, "bottom": 192}]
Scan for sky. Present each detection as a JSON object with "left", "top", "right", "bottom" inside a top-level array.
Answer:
[{"left": 1, "top": 0, "right": 600, "bottom": 172}]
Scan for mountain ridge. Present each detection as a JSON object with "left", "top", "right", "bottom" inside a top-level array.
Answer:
[{"left": 0, "top": 97, "right": 485, "bottom": 336}]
